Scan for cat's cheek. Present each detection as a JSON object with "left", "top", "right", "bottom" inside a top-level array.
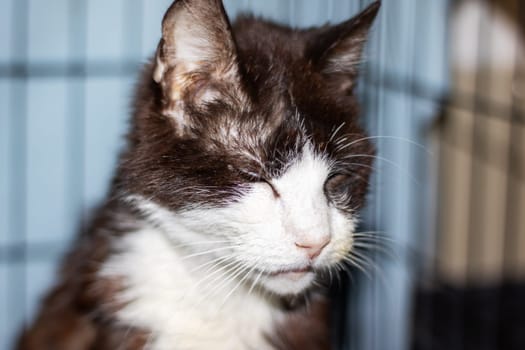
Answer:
[{"left": 235, "top": 183, "right": 280, "bottom": 222}]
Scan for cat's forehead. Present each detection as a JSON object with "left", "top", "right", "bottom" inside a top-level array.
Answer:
[{"left": 198, "top": 82, "right": 350, "bottom": 168}]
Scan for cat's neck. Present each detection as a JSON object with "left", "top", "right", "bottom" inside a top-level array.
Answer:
[{"left": 99, "top": 219, "right": 283, "bottom": 350}]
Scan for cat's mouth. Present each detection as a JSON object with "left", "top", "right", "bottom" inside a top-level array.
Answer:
[
  {"left": 266, "top": 265, "right": 315, "bottom": 281},
  {"left": 269, "top": 265, "right": 313, "bottom": 276},
  {"left": 258, "top": 264, "right": 317, "bottom": 295}
]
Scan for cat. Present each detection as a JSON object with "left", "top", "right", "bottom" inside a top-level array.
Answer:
[{"left": 17, "top": 0, "right": 380, "bottom": 349}]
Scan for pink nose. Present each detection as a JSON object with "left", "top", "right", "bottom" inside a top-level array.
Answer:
[{"left": 295, "top": 236, "right": 331, "bottom": 260}]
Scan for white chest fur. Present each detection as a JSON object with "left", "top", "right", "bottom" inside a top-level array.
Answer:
[{"left": 100, "top": 227, "right": 281, "bottom": 350}]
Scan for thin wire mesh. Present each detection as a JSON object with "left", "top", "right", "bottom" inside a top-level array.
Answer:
[{"left": 0, "top": 1, "right": 458, "bottom": 349}]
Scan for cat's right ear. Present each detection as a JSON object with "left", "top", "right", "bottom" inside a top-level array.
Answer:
[{"left": 153, "top": 0, "right": 244, "bottom": 133}]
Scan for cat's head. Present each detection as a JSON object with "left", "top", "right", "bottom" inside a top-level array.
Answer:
[{"left": 120, "top": 0, "right": 380, "bottom": 296}]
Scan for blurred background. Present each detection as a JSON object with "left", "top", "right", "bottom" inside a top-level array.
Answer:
[{"left": 0, "top": 0, "right": 523, "bottom": 349}]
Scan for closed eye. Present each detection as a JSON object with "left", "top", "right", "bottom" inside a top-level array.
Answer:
[
  {"left": 324, "top": 173, "right": 350, "bottom": 194},
  {"left": 260, "top": 178, "right": 280, "bottom": 198},
  {"left": 236, "top": 167, "right": 280, "bottom": 198}
]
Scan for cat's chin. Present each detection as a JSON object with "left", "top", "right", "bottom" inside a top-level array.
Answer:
[{"left": 259, "top": 271, "right": 316, "bottom": 296}]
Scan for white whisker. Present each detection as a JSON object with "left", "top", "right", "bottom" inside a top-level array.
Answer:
[
  {"left": 248, "top": 268, "right": 265, "bottom": 295},
  {"left": 221, "top": 261, "right": 260, "bottom": 306},
  {"left": 194, "top": 257, "right": 241, "bottom": 293},
  {"left": 179, "top": 246, "right": 240, "bottom": 260},
  {"left": 203, "top": 261, "right": 247, "bottom": 300},
  {"left": 335, "top": 135, "right": 431, "bottom": 155},
  {"left": 343, "top": 254, "right": 372, "bottom": 280},
  {"left": 342, "top": 154, "right": 421, "bottom": 186},
  {"left": 189, "top": 254, "right": 233, "bottom": 274},
  {"left": 168, "top": 240, "right": 234, "bottom": 250}
]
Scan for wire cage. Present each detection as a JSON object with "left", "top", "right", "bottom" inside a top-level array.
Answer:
[{"left": 1, "top": 0, "right": 523, "bottom": 349}]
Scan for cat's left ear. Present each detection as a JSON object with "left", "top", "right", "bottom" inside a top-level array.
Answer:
[{"left": 306, "top": 1, "right": 380, "bottom": 93}]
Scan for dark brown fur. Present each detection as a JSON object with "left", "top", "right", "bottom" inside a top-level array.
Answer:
[{"left": 17, "top": 1, "right": 380, "bottom": 349}]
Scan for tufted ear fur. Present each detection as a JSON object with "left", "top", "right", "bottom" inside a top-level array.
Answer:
[
  {"left": 153, "top": 0, "right": 245, "bottom": 133},
  {"left": 306, "top": 1, "right": 380, "bottom": 94}
]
